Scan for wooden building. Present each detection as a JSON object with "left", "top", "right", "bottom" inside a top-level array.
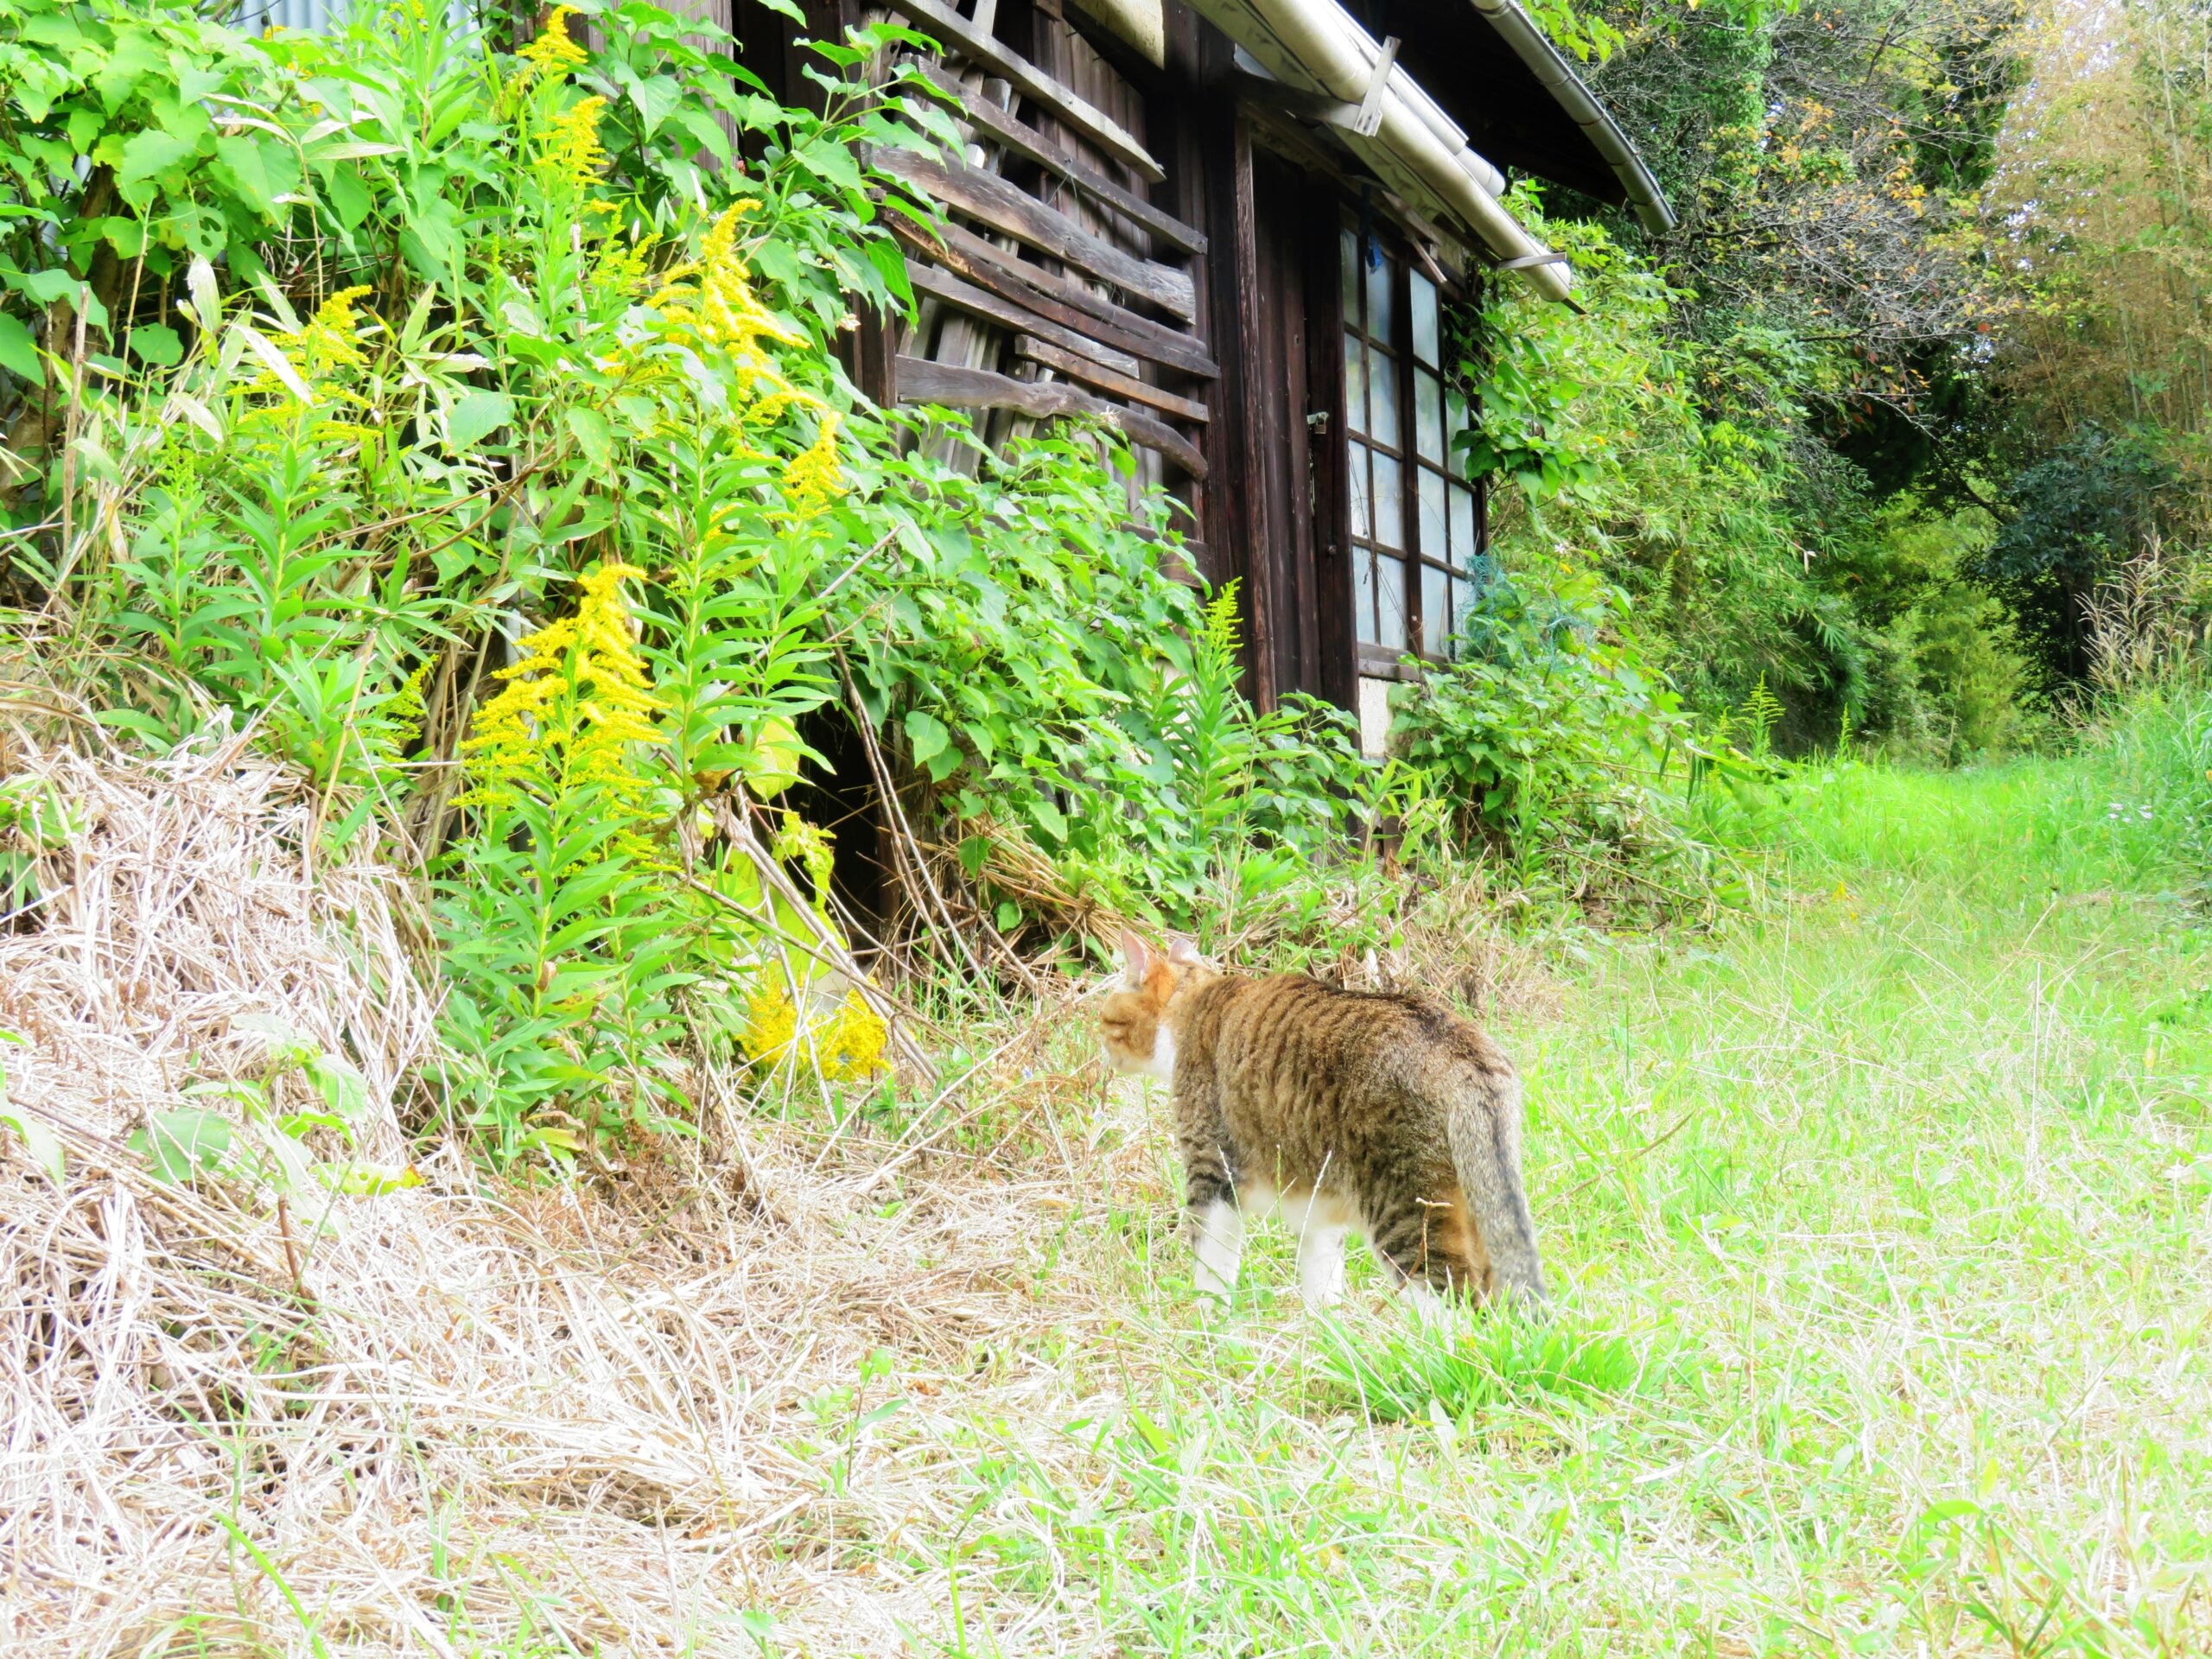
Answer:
[
  {"left": 723, "top": 0, "right": 1671, "bottom": 752},
  {"left": 271, "top": 0, "right": 1669, "bottom": 743}
]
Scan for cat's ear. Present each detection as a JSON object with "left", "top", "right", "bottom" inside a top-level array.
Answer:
[
  {"left": 1166, "top": 935, "right": 1207, "bottom": 969},
  {"left": 1119, "top": 929, "right": 1157, "bottom": 982}
]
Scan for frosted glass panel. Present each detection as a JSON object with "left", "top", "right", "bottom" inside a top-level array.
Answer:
[
  {"left": 1423, "top": 564, "right": 1448, "bottom": 655},
  {"left": 1448, "top": 482, "right": 1475, "bottom": 565},
  {"left": 1376, "top": 554, "right": 1407, "bottom": 650},
  {"left": 1370, "top": 352, "right": 1399, "bottom": 449},
  {"left": 1344, "top": 334, "right": 1366, "bottom": 436},
  {"left": 1419, "top": 467, "right": 1448, "bottom": 555},
  {"left": 1349, "top": 447, "right": 1371, "bottom": 539},
  {"left": 1355, "top": 550, "right": 1376, "bottom": 642},
  {"left": 1365, "top": 247, "right": 1394, "bottom": 344},
  {"left": 1371, "top": 454, "right": 1402, "bottom": 548},
  {"left": 1410, "top": 270, "right": 1440, "bottom": 365},
  {"left": 1415, "top": 369, "right": 1444, "bottom": 463},
  {"left": 1341, "top": 227, "right": 1360, "bottom": 325}
]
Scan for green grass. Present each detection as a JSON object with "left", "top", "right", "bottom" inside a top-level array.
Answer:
[{"left": 899, "top": 702, "right": 2212, "bottom": 1656}]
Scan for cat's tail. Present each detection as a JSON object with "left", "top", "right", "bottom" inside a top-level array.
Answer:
[{"left": 1447, "top": 1060, "right": 1548, "bottom": 1310}]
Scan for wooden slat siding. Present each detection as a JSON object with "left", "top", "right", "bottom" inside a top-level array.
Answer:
[
  {"left": 891, "top": 218, "right": 1218, "bottom": 377},
  {"left": 871, "top": 147, "right": 1197, "bottom": 321},
  {"left": 896, "top": 355, "right": 1209, "bottom": 476},
  {"left": 1028, "top": 3, "right": 1169, "bottom": 504},
  {"left": 907, "top": 57, "right": 1205, "bottom": 255},
  {"left": 912, "top": 264, "right": 1145, "bottom": 376},
  {"left": 1222, "top": 112, "right": 1277, "bottom": 710},
  {"left": 1297, "top": 158, "right": 1351, "bottom": 711},
  {"left": 874, "top": 0, "right": 1165, "bottom": 180},
  {"left": 1015, "top": 335, "right": 1211, "bottom": 420},
  {"left": 861, "top": 0, "right": 1211, "bottom": 488}
]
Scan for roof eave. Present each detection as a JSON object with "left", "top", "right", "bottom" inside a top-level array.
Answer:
[{"left": 1464, "top": 0, "right": 1675, "bottom": 232}]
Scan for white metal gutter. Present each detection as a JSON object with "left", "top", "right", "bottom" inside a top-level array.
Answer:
[
  {"left": 1465, "top": 0, "right": 1675, "bottom": 233},
  {"left": 1191, "top": 0, "right": 1575, "bottom": 301}
]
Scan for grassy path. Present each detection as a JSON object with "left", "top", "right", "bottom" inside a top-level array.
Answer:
[{"left": 928, "top": 759, "right": 2212, "bottom": 1656}]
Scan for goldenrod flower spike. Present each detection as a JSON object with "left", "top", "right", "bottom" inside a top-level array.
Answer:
[
  {"left": 540, "top": 94, "right": 607, "bottom": 188},
  {"left": 462, "top": 562, "right": 668, "bottom": 817},
  {"left": 780, "top": 415, "right": 844, "bottom": 514},
  {"left": 517, "top": 5, "right": 588, "bottom": 81}
]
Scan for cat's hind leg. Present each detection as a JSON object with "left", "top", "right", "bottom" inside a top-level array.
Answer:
[
  {"left": 1295, "top": 1221, "right": 1349, "bottom": 1310},
  {"left": 1369, "top": 1194, "right": 1484, "bottom": 1316}
]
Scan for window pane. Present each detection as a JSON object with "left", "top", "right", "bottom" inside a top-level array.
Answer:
[
  {"left": 1446, "top": 385, "right": 1469, "bottom": 440},
  {"left": 1349, "top": 444, "right": 1371, "bottom": 540},
  {"left": 1365, "top": 246, "right": 1395, "bottom": 345},
  {"left": 1414, "top": 369, "right": 1444, "bottom": 463},
  {"left": 1376, "top": 554, "right": 1407, "bottom": 650},
  {"left": 1343, "top": 333, "right": 1366, "bottom": 437},
  {"left": 1411, "top": 270, "right": 1440, "bottom": 365},
  {"left": 1371, "top": 453, "right": 1402, "bottom": 549},
  {"left": 1423, "top": 563, "right": 1448, "bottom": 655},
  {"left": 1419, "top": 467, "right": 1447, "bottom": 555},
  {"left": 1355, "top": 547, "right": 1376, "bottom": 644},
  {"left": 1370, "top": 351, "right": 1399, "bottom": 450},
  {"left": 1448, "top": 481, "right": 1475, "bottom": 566},
  {"left": 1341, "top": 226, "right": 1360, "bottom": 328}
]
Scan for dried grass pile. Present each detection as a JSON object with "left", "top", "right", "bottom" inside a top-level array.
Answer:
[{"left": 0, "top": 734, "right": 1161, "bottom": 1656}]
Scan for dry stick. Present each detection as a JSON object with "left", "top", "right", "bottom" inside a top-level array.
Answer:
[
  {"left": 836, "top": 651, "right": 993, "bottom": 991},
  {"left": 50, "top": 289, "right": 91, "bottom": 599}
]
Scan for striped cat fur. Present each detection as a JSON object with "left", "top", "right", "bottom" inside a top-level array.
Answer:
[{"left": 1100, "top": 931, "right": 1546, "bottom": 1313}]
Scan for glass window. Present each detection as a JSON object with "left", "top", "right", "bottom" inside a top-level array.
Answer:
[
  {"left": 1414, "top": 368, "right": 1444, "bottom": 464},
  {"left": 1342, "top": 229, "right": 1409, "bottom": 656},
  {"left": 1369, "top": 353, "right": 1400, "bottom": 450},
  {"left": 1410, "top": 270, "right": 1440, "bottom": 367}
]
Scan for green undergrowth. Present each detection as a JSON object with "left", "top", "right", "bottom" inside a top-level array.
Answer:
[{"left": 893, "top": 692, "right": 2212, "bottom": 1655}]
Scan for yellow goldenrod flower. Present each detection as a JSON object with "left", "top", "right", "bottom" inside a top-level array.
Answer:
[
  {"left": 245, "top": 284, "right": 378, "bottom": 422},
  {"left": 517, "top": 5, "right": 587, "bottom": 81},
  {"left": 539, "top": 94, "right": 608, "bottom": 188},
  {"left": 463, "top": 562, "right": 667, "bottom": 816},
  {"left": 780, "top": 414, "right": 844, "bottom": 514},
  {"left": 649, "top": 205, "right": 812, "bottom": 413},
  {"left": 738, "top": 980, "right": 887, "bottom": 1081}
]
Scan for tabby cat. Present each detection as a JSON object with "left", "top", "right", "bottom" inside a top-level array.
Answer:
[{"left": 1100, "top": 931, "right": 1546, "bottom": 1311}]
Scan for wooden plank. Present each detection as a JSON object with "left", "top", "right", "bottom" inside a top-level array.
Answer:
[
  {"left": 908, "top": 262, "right": 1143, "bottom": 378},
  {"left": 892, "top": 217, "right": 1218, "bottom": 378},
  {"left": 1226, "top": 114, "right": 1276, "bottom": 710},
  {"left": 874, "top": 0, "right": 1163, "bottom": 181},
  {"left": 907, "top": 57, "right": 1205, "bottom": 256},
  {"left": 1016, "top": 334, "right": 1211, "bottom": 423},
  {"left": 874, "top": 147, "right": 1197, "bottom": 321},
  {"left": 895, "top": 355, "right": 1208, "bottom": 478}
]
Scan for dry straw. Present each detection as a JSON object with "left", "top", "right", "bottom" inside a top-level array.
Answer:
[{"left": 0, "top": 729, "right": 1165, "bottom": 1656}]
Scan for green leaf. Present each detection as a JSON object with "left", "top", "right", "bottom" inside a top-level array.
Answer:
[
  {"left": 127, "top": 323, "right": 182, "bottom": 366},
  {"left": 115, "top": 127, "right": 198, "bottom": 197},
  {"left": 130, "top": 1108, "right": 232, "bottom": 1185},
  {"left": 566, "top": 406, "right": 613, "bottom": 471},
  {"left": 1, "top": 1106, "right": 62, "bottom": 1185},
  {"left": 447, "top": 389, "right": 513, "bottom": 450},
  {"left": 903, "top": 709, "right": 950, "bottom": 766},
  {"left": 307, "top": 1053, "right": 369, "bottom": 1126},
  {"left": 13, "top": 267, "right": 78, "bottom": 304},
  {"left": 322, "top": 164, "right": 372, "bottom": 231},
  {"left": 0, "top": 315, "right": 42, "bottom": 385},
  {"left": 327, "top": 1162, "right": 423, "bottom": 1198},
  {"left": 211, "top": 133, "right": 278, "bottom": 219}
]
